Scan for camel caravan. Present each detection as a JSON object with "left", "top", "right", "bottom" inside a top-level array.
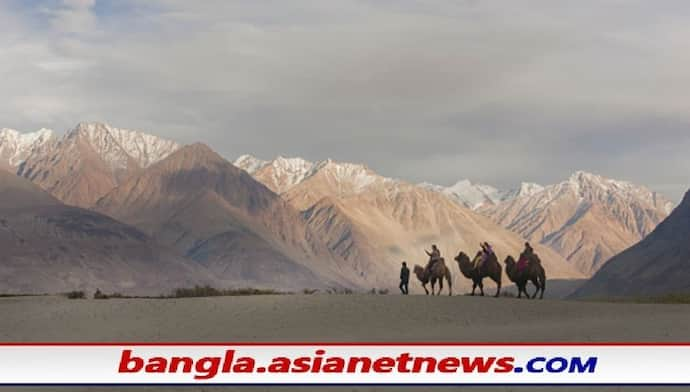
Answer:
[{"left": 406, "top": 242, "right": 546, "bottom": 299}]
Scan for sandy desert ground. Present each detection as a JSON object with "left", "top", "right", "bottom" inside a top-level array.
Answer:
[{"left": 2, "top": 293, "right": 690, "bottom": 392}]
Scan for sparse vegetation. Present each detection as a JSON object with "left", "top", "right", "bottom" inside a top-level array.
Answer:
[
  {"left": 8, "top": 287, "right": 289, "bottom": 300},
  {"left": 65, "top": 290, "right": 85, "bottom": 299},
  {"left": 326, "top": 287, "right": 354, "bottom": 295},
  {"left": 302, "top": 288, "right": 319, "bottom": 295},
  {"left": 94, "top": 289, "right": 126, "bottom": 299},
  {"left": 0, "top": 293, "right": 47, "bottom": 298},
  {"left": 367, "top": 288, "right": 390, "bottom": 295},
  {"left": 170, "top": 285, "right": 284, "bottom": 298}
]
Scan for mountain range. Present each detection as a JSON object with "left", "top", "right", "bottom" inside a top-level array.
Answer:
[
  {"left": 573, "top": 189, "right": 690, "bottom": 298},
  {"left": 480, "top": 172, "right": 673, "bottom": 275},
  {"left": 0, "top": 170, "right": 211, "bottom": 294},
  {"left": 16, "top": 122, "right": 180, "bottom": 208},
  {"left": 0, "top": 122, "right": 683, "bottom": 296},
  {"left": 0, "top": 128, "right": 54, "bottom": 172},
  {"left": 237, "top": 155, "right": 674, "bottom": 277},
  {"left": 419, "top": 180, "right": 544, "bottom": 210},
  {"left": 94, "top": 144, "right": 359, "bottom": 290},
  {"left": 235, "top": 155, "right": 584, "bottom": 285}
]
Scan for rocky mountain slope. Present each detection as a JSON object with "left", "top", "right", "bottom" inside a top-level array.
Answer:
[
  {"left": 234, "top": 155, "right": 318, "bottom": 194},
  {"left": 0, "top": 171, "right": 212, "bottom": 295},
  {"left": 0, "top": 128, "right": 55, "bottom": 171},
  {"left": 482, "top": 171, "right": 674, "bottom": 276},
  {"left": 233, "top": 154, "right": 269, "bottom": 175},
  {"left": 238, "top": 155, "right": 585, "bottom": 288},
  {"left": 572, "top": 189, "right": 690, "bottom": 298},
  {"left": 14, "top": 122, "right": 180, "bottom": 208},
  {"left": 0, "top": 125, "right": 674, "bottom": 293},
  {"left": 95, "top": 145, "right": 360, "bottom": 290}
]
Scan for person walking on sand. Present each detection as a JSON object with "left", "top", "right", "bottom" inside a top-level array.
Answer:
[{"left": 399, "top": 261, "right": 410, "bottom": 295}]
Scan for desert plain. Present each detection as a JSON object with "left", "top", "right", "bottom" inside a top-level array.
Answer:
[{"left": 2, "top": 293, "right": 690, "bottom": 392}]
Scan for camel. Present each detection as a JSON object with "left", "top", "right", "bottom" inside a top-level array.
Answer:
[
  {"left": 413, "top": 258, "right": 452, "bottom": 296},
  {"left": 454, "top": 251, "right": 502, "bottom": 297},
  {"left": 504, "top": 254, "right": 546, "bottom": 299}
]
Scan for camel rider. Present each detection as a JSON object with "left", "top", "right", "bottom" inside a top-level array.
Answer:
[
  {"left": 476, "top": 242, "right": 494, "bottom": 271},
  {"left": 522, "top": 242, "right": 534, "bottom": 258},
  {"left": 425, "top": 245, "right": 441, "bottom": 272},
  {"left": 519, "top": 242, "right": 534, "bottom": 265},
  {"left": 512, "top": 242, "right": 531, "bottom": 273}
]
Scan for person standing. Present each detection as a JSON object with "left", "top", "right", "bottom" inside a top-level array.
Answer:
[{"left": 399, "top": 261, "right": 410, "bottom": 295}]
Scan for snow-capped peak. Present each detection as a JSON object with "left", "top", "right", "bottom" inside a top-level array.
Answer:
[
  {"left": 67, "top": 122, "right": 180, "bottom": 169},
  {"left": 233, "top": 154, "right": 269, "bottom": 174},
  {"left": 0, "top": 127, "right": 56, "bottom": 166},
  {"left": 315, "top": 159, "right": 383, "bottom": 191},
  {"left": 420, "top": 179, "right": 504, "bottom": 209},
  {"left": 265, "top": 156, "right": 318, "bottom": 192},
  {"left": 501, "top": 182, "right": 545, "bottom": 200},
  {"left": 569, "top": 170, "right": 602, "bottom": 187},
  {"left": 566, "top": 171, "right": 635, "bottom": 193},
  {"left": 236, "top": 154, "right": 396, "bottom": 194},
  {"left": 562, "top": 170, "right": 675, "bottom": 213},
  {"left": 566, "top": 170, "right": 636, "bottom": 196},
  {"left": 234, "top": 155, "right": 319, "bottom": 193},
  {"left": 272, "top": 156, "right": 315, "bottom": 174},
  {"left": 517, "top": 182, "right": 544, "bottom": 196},
  {"left": 0, "top": 127, "right": 54, "bottom": 146}
]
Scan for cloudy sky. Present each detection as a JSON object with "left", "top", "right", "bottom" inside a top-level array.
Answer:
[{"left": 1, "top": 0, "right": 689, "bottom": 200}]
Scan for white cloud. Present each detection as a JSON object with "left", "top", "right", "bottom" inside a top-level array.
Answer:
[
  {"left": 0, "top": 0, "right": 688, "bottom": 200},
  {"left": 47, "top": 0, "right": 97, "bottom": 34}
]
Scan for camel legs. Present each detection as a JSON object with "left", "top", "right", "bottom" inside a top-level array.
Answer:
[
  {"left": 536, "top": 281, "right": 545, "bottom": 299},
  {"left": 539, "top": 275, "right": 546, "bottom": 299},
  {"left": 494, "top": 278, "right": 501, "bottom": 298},
  {"left": 422, "top": 283, "right": 429, "bottom": 295},
  {"left": 438, "top": 278, "right": 444, "bottom": 296},
  {"left": 530, "top": 278, "right": 541, "bottom": 299},
  {"left": 470, "top": 280, "right": 485, "bottom": 296},
  {"left": 431, "top": 280, "right": 437, "bottom": 296},
  {"left": 517, "top": 284, "right": 528, "bottom": 299}
]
